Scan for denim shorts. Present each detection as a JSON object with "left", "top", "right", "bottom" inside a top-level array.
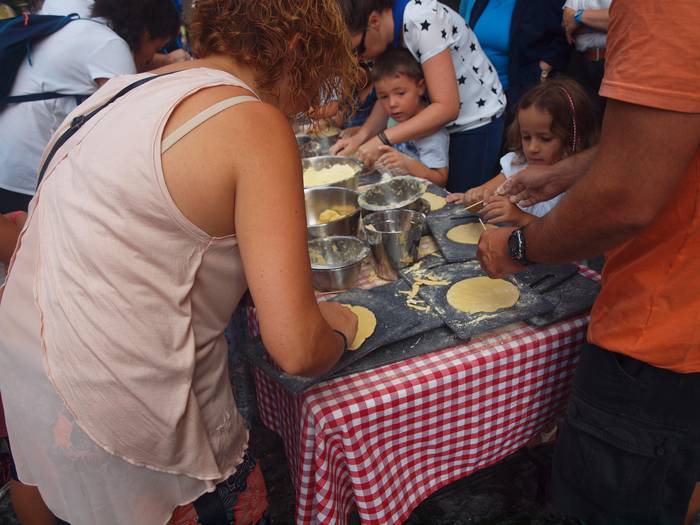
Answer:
[{"left": 550, "top": 343, "right": 700, "bottom": 525}]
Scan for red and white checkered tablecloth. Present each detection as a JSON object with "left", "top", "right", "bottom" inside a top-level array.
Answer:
[{"left": 252, "top": 266, "right": 600, "bottom": 524}]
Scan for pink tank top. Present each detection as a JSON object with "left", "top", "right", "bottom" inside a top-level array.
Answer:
[{"left": 1, "top": 69, "right": 258, "bottom": 479}]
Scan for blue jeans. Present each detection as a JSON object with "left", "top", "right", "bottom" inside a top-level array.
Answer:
[{"left": 447, "top": 114, "right": 504, "bottom": 193}]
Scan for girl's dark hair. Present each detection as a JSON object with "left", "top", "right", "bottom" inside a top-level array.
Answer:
[
  {"left": 507, "top": 78, "right": 599, "bottom": 160},
  {"left": 371, "top": 48, "right": 423, "bottom": 83},
  {"left": 337, "top": 0, "right": 394, "bottom": 33},
  {"left": 92, "top": 0, "right": 180, "bottom": 51}
]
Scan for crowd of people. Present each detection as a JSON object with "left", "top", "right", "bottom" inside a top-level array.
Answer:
[{"left": 0, "top": 0, "right": 697, "bottom": 524}]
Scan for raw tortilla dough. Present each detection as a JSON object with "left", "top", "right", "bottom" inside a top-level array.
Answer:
[
  {"left": 317, "top": 205, "right": 355, "bottom": 224},
  {"left": 422, "top": 192, "right": 446, "bottom": 211},
  {"left": 446, "top": 276, "right": 520, "bottom": 314},
  {"left": 303, "top": 165, "right": 357, "bottom": 188},
  {"left": 341, "top": 304, "right": 377, "bottom": 350},
  {"left": 446, "top": 223, "right": 495, "bottom": 244}
]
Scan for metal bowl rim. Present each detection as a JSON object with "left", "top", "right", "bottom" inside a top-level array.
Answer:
[{"left": 308, "top": 236, "right": 370, "bottom": 270}]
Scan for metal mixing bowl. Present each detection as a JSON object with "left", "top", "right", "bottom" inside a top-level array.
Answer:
[
  {"left": 308, "top": 236, "right": 370, "bottom": 292},
  {"left": 296, "top": 135, "right": 340, "bottom": 158},
  {"left": 302, "top": 156, "right": 362, "bottom": 191},
  {"left": 358, "top": 176, "right": 429, "bottom": 215},
  {"left": 305, "top": 187, "right": 361, "bottom": 239},
  {"left": 363, "top": 209, "right": 426, "bottom": 281}
]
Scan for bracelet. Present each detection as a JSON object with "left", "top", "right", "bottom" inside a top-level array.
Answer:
[
  {"left": 333, "top": 329, "right": 349, "bottom": 352},
  {"left": 574, "top": 8, "right": 584, "bottom": 24},
  {"left": 377, "top": 130, "right": 392, "bottom": 146}
]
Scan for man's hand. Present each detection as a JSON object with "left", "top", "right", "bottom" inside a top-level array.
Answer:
[
  {"left": 477, "top": 226, "right": 524, "bottom": 278},
  {"left": 497, "top": 163, "right": 566, "bottom": 207}
]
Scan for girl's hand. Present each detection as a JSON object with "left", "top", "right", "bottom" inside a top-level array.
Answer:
[
  {"left": 318, "top": 302, "right": 358, "bottom": 350},
  {"left": 481, "top": 195, "right": 528, "bottom": 225},
  {"left": 376, "top": 145, "right": 410, "bottom": 173},
  {"left": 446, "top": 192, "right": 464, "bottom": 203},
  {"left": 356, "top": 136, "right": 384, "bottom": 167},
  {"left": 464, "top": 186, "right": 490, "bottom": 206}
]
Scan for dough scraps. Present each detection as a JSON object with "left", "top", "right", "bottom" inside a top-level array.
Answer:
[
  {"left": 422, "top": 192, "right": 446, "bottom": 211},
  {"left": 446, "top": 276, "right": 520, "bottom": 314},
  {"left": 446, "top": 223, "right": 495, "bottom": 244},
  {"left": 341, "top": 304, "right": 377, "bottom": 350},
  {"left": 303, "top": 165, "right": 357, "bottom": 188}
]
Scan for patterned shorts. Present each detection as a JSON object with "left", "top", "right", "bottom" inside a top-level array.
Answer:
[{"left": 169, "top": 450, "right": 269, "bottom": 525}]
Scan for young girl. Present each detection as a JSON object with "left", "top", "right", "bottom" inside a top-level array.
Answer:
[
  {"left": 448, "top": 78, "right": 598, "bottom": 226},
  {"left": 330, "top": 0, "right": 506, "bottom": 192}
]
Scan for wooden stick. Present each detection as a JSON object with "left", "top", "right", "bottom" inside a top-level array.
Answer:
[
  {"left": 478, "top": 218, "right": 487, "bottom": 231},
  {"left": 464, "top": 200, "right": 484, "bottom": 211}
]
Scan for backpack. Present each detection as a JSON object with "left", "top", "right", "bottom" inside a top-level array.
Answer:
[{"left": 0, "top": 13, "right": 91, "bottom": 105}]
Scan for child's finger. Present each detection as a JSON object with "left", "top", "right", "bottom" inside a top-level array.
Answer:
[{"left": 377, "top": 145, "right": 394, "bottom": 154}]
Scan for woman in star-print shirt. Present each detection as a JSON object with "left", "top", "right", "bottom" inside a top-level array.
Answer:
[{"left": 332, "top": 0, "right": 506, "bottom": 191}]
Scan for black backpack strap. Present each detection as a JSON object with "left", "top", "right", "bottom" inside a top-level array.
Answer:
[
  {"left": 3, "top": 92, "right": 92, "bottom": 104},
  {"left": 35, "top": 72, "right": 175, "bottom": 188},
  {"left": 469, "top": 0, "right": 491, "bottom": 29}
]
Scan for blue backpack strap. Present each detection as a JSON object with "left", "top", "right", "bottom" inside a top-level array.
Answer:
[
  {"left": 391, "top": 0, "right": 411, "bottom": 48},
  {"left": 0, "top": 13, "right": 79, "bottom": 103}
]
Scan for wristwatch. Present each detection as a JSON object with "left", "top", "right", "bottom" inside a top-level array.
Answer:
[{"left": 508, "top": 228, "right": 533, "bottom": 266}]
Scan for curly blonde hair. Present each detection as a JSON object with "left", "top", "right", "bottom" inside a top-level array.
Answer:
[{"left": 190, "top": 0, "right": 361, "bottom": 118}]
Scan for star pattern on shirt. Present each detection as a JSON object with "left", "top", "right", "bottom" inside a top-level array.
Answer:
[
  {"left": 491, "top": 87, "right": 498, "bottom": 95},
  {"left": 451, "top": 25, "right": 458, "bottom": 36},
  {"left": 416, "top": 50, "right": 422, "bottom": 60},
  {"left": 441, "top": 29, "right": 447, "bottom": 39},
  {"left": 404, "top": 23, "right": 409, "bottom": 33},
  {"left": 479, "top": 78, "right": 484, "bottom": 85},
  {"left": 457, "top": 75, "right": 466, "bottom": 85},
  {"left": 420, "top": 20, "right": 431, "bottom": 31},
  {"left": 472, "top": 66, "right": 479, "bottom": 74},
  {"left": 443, "top": 7, "right": 449, "bottom": 14},
  {"left": 477, "top": 98, "right": 486, "bottom": 107},
  {"left": 488, "top": 65, "right": 493, "bottom": 73},
  {"left": 414, "top": 0, "right": 422, "bottom": 4},
  {"left": 470, "top": 42, "right": 476, "bottom": 52},
  {"left": 454, "top": 45, "right": 460, "bottom": 52}
]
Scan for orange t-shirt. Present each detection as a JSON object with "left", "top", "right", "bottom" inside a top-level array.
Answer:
[{"left": 588, "top": 0, "right": 700, "bottom": 372}]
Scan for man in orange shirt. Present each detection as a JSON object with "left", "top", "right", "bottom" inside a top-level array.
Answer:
[{"left": 477, "top": 0, "right": 700, "bottom": 523}]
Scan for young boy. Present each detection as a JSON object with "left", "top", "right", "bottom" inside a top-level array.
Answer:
[{"left": 373, "top": 48, "right": 449, "bottom": 186}]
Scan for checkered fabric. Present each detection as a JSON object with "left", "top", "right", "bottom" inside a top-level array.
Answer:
[{"left": 253, "top": 265, "right": 599, "bottom": 524}]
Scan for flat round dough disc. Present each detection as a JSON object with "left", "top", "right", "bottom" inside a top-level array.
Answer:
[
  {"left": 422, "top": 192, "right": 446, "bottom": 211},
  {"left": 446, "top": 276, "right": 520, "bottom": 314},
  {"left": 341, "top": 304, "right": 377, "bottom": 350},
  {"left": 446, "top": 223, "right": 494, "bottom": 244}
]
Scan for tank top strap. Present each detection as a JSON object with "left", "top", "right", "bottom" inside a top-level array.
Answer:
[{"left": 161, "top": 95, "right": 260, "bottom": 153}]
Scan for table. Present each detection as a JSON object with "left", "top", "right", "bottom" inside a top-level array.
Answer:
[{"left": 252, "top": 261, "right": 599, "bottom": 525}]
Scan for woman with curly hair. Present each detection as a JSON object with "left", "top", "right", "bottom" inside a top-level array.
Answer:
[
  {"left": 0, "top": 1, "right": 360, "bottom": 524},
  {"left": 0, "top": 0, "right": 180, "bottom": 213}
]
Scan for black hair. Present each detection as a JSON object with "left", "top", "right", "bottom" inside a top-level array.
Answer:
[
  {"left": 371, "top": 47, "right": 423, "bottom": 83},
  {"left": 92, "top": 0, "right": 180, "bottom": 51},
  {"left": 337, "top": 0, "right": 394, "bottom": 33}
]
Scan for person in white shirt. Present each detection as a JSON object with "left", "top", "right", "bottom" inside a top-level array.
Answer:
[
  {"left": 447, "top": 78, "right": 599, "bottom": 227},
  {"left": 39, "top": 0, "right": 94, "bottom": 17},
  {"left": 331, "top": 0, "right": 506, "bottom": 193},
  {"left": 562, "top": 0, "right": 611, "bottom": 120},
  {"left": 0, "top": 0, "right": 180, "bottom": 213}
]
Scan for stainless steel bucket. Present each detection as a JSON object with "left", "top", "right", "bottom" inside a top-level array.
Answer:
[{"left": 363, "top": 209, "right": 425, "bottom": 281}]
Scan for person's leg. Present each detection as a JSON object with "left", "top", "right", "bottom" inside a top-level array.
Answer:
[
  {"left": 447, "top": 115, "right": 504, "bottom": 193},
  {"left": 0, "top": 188, "right": 32, "bottom": 214},
  {"left": 551, "top": 343, "right": 700, "bottom": 525},
  {"left": 10, "top": 481, "right": 57, "bottom": 525},
  {"left": 685, "top": 482, "right": 700, "bottom": 525}
]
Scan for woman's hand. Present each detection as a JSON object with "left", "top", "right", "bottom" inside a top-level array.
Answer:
[
  {"left": 329, "top": 134, "right": 364, "bottom": 156},
  {"left": 481, "top": 195, "right": 529, "bottom": 225},
  {"left": 562, "top": 7, "right": 579, "bottom": 44},
  {"left": 319, "top": 302, "right": 358, "bottom": 350},
  {"left": 356, "top": 136, "right": 384, "bottom": 166}
]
